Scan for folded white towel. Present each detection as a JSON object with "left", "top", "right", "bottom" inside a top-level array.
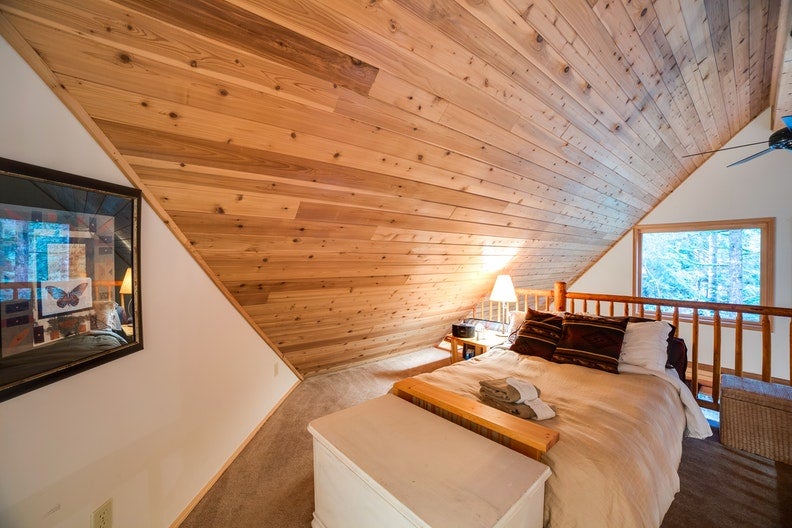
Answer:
[
  {"left": 505, "top": 377, "right": 538, "bottom": 401},
  {"left": 506, "top": 377, "right": 556, "bottom": 420}
]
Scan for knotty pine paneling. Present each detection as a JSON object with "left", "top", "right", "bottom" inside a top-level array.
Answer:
[
  {"left": 108, "top": 0, "right": 379, "bottom": 95},
  {"left": 1, "top": 0, "right": 788, "bottom": 376}
]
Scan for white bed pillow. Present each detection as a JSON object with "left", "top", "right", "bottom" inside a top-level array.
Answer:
[
  {"left": 506, "top": 310, "right": 526, "bottom": 341},
  {"left": 93, "top": 301, "right": 123, "bottom": 331},
  {"left": 618, "top": 320, "right": 672, "bottom": 373}
]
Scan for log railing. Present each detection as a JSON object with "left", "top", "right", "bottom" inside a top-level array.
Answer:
[
  {"left": 472, "top": 283, "right": 558, "bottom": 321},
  {"left": 472, "top": 281, "right": 792, "bottom": 411}
]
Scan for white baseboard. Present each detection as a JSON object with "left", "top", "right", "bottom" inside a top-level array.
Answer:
[{"left": 168, "top": 378, "right": 302, "bottom": 527}]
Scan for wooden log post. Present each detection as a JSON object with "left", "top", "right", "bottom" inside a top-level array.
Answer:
[
  {"left": 712, "top": 311, "right": 722, "bottom": 405},
  {"left": 553, "top": 281, "right": 567, "bottom": 312},
  {"left": 734, "top": 313, "right": 744, "bottom": 376},
  {"left": 691, "top": 311, "right": 700, "bottom": 399},
  {"left": 762, "top": 315, "right": 771, "bottom": 382}
]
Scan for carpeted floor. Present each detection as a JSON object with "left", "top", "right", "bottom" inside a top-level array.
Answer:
[
  {"left": 179, "top": 346, "right": 791, "bottom": 528},
  {"left": 662, "top": 427, "right": 792, "bottom": 528}
]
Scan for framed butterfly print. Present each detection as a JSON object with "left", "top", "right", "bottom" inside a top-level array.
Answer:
[
  {"left": 39, "top": 278, "right": 93, "bottom": 316},
  {"left": 0, "top": 157, "right": 142, "bottom": 402}
]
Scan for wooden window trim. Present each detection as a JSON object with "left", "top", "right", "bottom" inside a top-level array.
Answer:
[{"left": 633, "top": 218, "right": 775, "bottom": 330}]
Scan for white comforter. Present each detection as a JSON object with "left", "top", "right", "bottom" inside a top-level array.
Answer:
[{"left": 412, "top": 348, "right": 712, "bottom": 528}]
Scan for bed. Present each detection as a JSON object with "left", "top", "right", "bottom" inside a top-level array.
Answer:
[
  {"left": 0, "top": 329, "right": 129, "bottom": 387},
  {"left": 393, "top": 309, "right": 712, "bottom": 528}
]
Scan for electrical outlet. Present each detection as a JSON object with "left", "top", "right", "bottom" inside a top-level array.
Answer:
[{"left": 91, "top": 498, "right": 112, "bottom": 528}]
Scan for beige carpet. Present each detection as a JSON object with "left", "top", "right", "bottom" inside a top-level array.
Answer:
[
  {"left": 661, "top": 427, "right": 791, "bottom": 528},
  {"left": 179, "top": 346, "right": 790, "bottom": 528},
  {"left": 179, "top": 346, "right": 451, "bottom": 528}
]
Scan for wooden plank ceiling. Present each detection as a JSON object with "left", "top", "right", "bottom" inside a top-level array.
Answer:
[{"left": 1, "top": 0, "right": 790, "bottom": 377}]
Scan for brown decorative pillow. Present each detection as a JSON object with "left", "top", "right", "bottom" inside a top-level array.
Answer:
[
  {"left": 553, "top": 313, "right": 629, "bottom": 373},
  {"left": 509, "top": 308, "right": 563, "bottom": 359},
  {"left": 666, "top": 337, "right": 688, "bottom": 381}
]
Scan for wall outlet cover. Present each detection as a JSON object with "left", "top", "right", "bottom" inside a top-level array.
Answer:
[{"left": 91, "top": 498, "right": 112, "bottom": 528}]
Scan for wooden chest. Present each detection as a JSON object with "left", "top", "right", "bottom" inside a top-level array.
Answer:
[{"left": 308, "top": 393, "right": 551, "bottom": 528}]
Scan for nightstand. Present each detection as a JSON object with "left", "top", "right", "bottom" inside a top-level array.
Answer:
[
  {"left": 448, "top": 333, "right": 506, "bottom": 362},
  {"left": 121, "top": 324, "right": 134, "bottom": 340}
]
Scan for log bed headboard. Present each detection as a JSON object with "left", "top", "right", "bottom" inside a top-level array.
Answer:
[{"left": 473, "top": 281, "right": 792, "bottom": 411}]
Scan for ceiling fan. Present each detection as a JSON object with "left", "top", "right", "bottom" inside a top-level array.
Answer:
[{"left": 683, "top": 115, "right": 792, "bottom": 167}]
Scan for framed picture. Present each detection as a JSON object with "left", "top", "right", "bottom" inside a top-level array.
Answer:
[
  {"left": 39, "top": 278, "right": 93, "bottom": 317},
  {"left": 0, "top": 157, "right": 142, "bottom": 402}
]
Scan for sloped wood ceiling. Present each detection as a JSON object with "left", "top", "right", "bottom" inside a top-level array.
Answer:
[{"left": 1, "top": 0, "right": 789, "bottom": 376}]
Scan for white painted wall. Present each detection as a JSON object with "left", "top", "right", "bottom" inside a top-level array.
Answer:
[
  {"left": 572, "top": 108, "right": 792, "bottom": 379},
  {"left": 0, "top": 37, "right": 299, "bottom": 527}
]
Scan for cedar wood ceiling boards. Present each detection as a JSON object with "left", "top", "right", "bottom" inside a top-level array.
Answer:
[{"left": 1, "top": 0, "right": 790, "bottom": 377}]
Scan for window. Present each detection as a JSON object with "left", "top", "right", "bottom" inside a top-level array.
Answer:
[{"left": 633, "top": 218, "right": 774, "bottom": 322}]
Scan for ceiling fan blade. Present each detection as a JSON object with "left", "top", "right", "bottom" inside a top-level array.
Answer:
[
  {"left": 727, "top": 147, "right": 775, "bottom": 167},
  {"left": 681, "top": 140, "right": 767, "bottom": 158},
  {"left": 685, "top": 116, "right": 791, "bottom": 163}
]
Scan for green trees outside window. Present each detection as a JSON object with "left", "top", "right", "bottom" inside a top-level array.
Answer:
[{"left": 634, "top": 218, "right": 774, "bottom": 321}]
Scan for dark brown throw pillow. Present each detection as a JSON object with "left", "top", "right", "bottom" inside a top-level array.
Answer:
[
  {"left": 666, "top": 337, "right": 688, "bottom": 381},
  {"left": 553, "top": 313, "right": 629, "bottom": 373},
  {"left": 509, "top": 308, "right": 563, "bottom": 360}
]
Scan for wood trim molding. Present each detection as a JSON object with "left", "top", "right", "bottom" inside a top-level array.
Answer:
[
  {"left": 632, "top": 217, "right": 775, "bottom": 307},
  {"left": 392, "top": 377, "right": 559, "bottom": 460}
]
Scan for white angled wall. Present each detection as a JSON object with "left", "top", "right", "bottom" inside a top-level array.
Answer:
[
  {"left": 0, "top": 37, "right": 299, "bottom": 527},
  {"left": 572, "top": 108, "right": 792, "bottom": 379}
]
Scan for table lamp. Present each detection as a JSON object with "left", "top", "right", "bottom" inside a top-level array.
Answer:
[
  {"left": 119, "top": 267, "right": 132, "bottom": 320},
  {"left": 489, "top": 274, "right": 517, "bottom": 332}
]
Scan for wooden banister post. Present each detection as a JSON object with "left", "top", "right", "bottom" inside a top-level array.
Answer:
[
  {"left": 761, "top": 315, "right": 771, "bottom": 382},
  {"left": 734, "top": 313, "right": 743, "bottom": 376},
  {"left": 554, "top": 282, "right": 566, "bottom": 312},
  {"left": 712, "top": 312, "right": 721, "bottom": 405},
  {"left": 691, "top": 311, "right": 699, "bottom": 400}
]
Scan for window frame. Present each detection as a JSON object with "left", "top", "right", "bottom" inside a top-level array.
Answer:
[{"left": 633, "top": 218, "right": 775, "bottom": 327}]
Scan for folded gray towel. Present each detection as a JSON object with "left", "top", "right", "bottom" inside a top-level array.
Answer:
[
  {"left": 506, "top": 377, "right": 555, "bottom": 420},
  {"left": 480, "top": 377, "right": 556, "bottom": 420},
  {"left": 479, "top": 378, "right": 522, "bottom": 403},
  {"left": 480, "top": 394, "right": 537, "bottom": 420}
]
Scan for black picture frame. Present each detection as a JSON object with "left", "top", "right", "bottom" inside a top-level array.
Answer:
[{"left": 0, "top": 157, "right": 142, "bottom": 402}]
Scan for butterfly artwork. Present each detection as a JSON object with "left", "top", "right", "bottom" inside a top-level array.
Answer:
[
  {"left": 46, "top": 282, "right": 89, "bottom": 308},
  {"left": 39, "top": 278, "right": 93, "bottom": 316}
]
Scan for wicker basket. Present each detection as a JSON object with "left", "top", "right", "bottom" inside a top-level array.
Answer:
[{"left": 720, "top": 374, "right": 792, "bottom": 464}]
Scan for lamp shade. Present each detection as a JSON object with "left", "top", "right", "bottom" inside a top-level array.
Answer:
[
  {"left": 119, "top": 267, "right": 133, "bottom": 295},
  {"left": 489, "top": 274, "right": 517, "bottom": 303}
]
